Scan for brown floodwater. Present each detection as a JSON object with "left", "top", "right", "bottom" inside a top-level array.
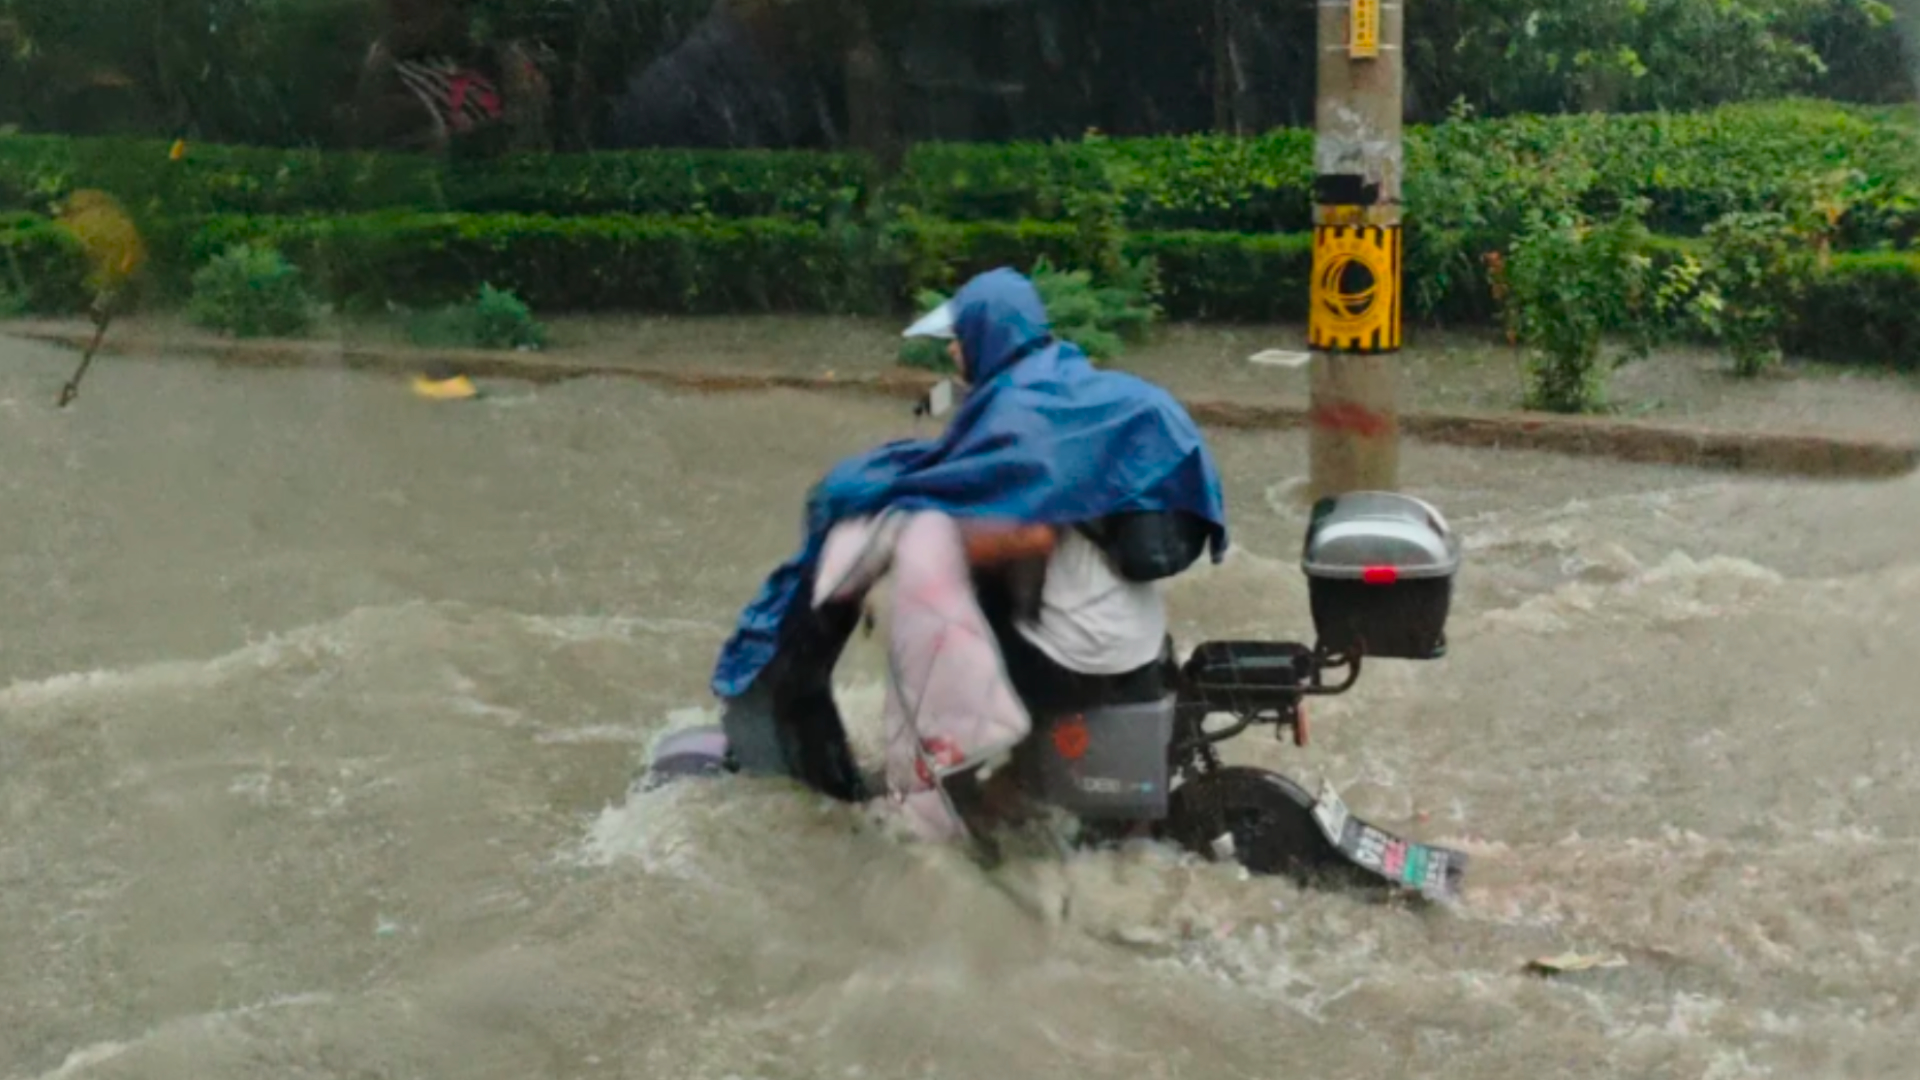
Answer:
[{"left": 3, "top": 332, "right": 1917, "bottom": 1080}]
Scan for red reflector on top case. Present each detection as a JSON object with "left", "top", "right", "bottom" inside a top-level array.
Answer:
[{"left": 1361, "top": 566, "right": 1399, "bottom": 585}]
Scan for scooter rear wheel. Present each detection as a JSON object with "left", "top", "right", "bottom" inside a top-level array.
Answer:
[{"left": 1163, "top": 766, "right": 1357, "bottom": 884}]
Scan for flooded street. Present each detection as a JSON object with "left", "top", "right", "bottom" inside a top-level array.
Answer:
[{"left": 3, "top": 335, "right": 1917, "bottom": 1080}]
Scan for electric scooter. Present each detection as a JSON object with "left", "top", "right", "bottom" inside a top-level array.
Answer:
[{"left": 650, "top": 485, "right": 1470, "bottom": 902}]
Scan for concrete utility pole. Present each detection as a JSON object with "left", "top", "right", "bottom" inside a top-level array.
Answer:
[{"left": 1308, "top": 0, "right": 1403, "bottom": 499}]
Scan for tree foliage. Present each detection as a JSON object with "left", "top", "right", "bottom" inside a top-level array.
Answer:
[
  {"left": 1409, "top": 0, "right": 1910, "bottom": 117},
  {"left": 0, "top": 0, "right": 1910, "bottom": 149}
]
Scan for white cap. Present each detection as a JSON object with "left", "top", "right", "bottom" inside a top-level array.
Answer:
[{"left": 902, "top": 301, "right": 957, "bottom": 340}]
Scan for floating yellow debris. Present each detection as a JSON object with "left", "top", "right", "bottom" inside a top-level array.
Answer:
[{"left": 411, "top": 373, "right": 479, "bottom": 401}]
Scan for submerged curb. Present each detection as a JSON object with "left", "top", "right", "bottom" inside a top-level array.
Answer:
[{"left": 9, "top": 324, "right": 1916, "bottom": 481}]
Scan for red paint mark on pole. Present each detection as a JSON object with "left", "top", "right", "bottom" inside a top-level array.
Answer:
[{"left": 1310, "top": 402, "right": 1393, "bottom": 438}]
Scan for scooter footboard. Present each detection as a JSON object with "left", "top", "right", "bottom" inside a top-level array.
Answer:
[{"left": 1017, "top": 696, "right": 1178, "bottom": 821}]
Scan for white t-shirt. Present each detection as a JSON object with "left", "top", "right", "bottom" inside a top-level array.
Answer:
[{"left": 1014, "top": 528, "right": 1168, "bottom": 675}]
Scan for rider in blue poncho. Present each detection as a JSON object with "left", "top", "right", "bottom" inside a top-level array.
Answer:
[{"left": 710, "top": 267, "right": 1230, "bottom": 801}]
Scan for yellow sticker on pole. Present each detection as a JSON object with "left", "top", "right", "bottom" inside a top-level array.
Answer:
[
  {"left": 1310, "top": 224, "right": 1402, "bottom": 353},
  {"left": 1350, "top": 0, "right": 1381, "bottom": 60}
]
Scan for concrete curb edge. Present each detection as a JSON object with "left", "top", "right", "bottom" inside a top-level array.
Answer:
[{"left": 9, "top": 326, "right": 1915, "bottom": 481}]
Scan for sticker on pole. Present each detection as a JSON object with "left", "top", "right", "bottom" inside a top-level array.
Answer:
[
  {"left": 1350, "top": 0, "right": 1381, "bottom": 59},
  {"left": 1310, "top": 224, "right": 1403, "bottom": 354}
]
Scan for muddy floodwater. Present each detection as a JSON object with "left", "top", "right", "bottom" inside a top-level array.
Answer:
[{"left": 3, "top": 335, "right": 1917, "bottom": 1080}]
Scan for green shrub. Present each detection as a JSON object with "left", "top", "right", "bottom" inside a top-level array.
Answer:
[
  {"left": 879, "top": 214, "right": 1086, "bottom": 300},
  {"left": 880, "top": 217, "right": 1312, "bottom": 323},
  {"left": 1403, "top": 98, "right": 1606, "bottom": 321},
  {"left": 0, "top": 282, "right": 25, "bottom": 318},
  {"left": 406, "top": 283, "right": 548, "bottom": 351},
  {"left": 1694, "top": 211, "right": 1820, "bottom": 376},
  {"left": 886, "top": 160, "right": 1164, "bottom": 371},
  {"left": 186, "top": 243, "right": 314, "bottom": 338},
  {"left": 1502, "top": 204, "right": 1665, "bottom": 413},
  {"left": 0, "top": 211, "right": 89, "bottom": 314}
]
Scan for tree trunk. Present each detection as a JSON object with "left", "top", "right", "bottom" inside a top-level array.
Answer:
[{"left": 845, "top": 14, "right": 900, "bottom": 171}]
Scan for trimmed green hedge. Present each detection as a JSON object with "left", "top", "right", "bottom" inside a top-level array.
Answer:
[
  {"left": 0, "top": 210, "right": 88, "bottom": 313},
  {"left": 0, "top": 136, "right": 868, "bottom": 225},
  {"left": 449, "top": 151, "right": 866, "bottom": 222},
  {"left": 17, "top": 207, "right": 1911, "bottom": 369},
  {"left": 12, "top": 207, "right": 1313, "bottom": 322},
  {"left": 4, "top": 101, "right": 1913, "bottom": 249},
  {"left": 158, "top": 212, "right": 1315, "bottom": 323},
  {"left": 182, "top": 212, "right": 886, "bottom": 314},
  {"left": 894, "top": 100, "right": 1918, "bottom": 246},
  {"left": 0, "top": 139, "right": 449, "bottom": 220},
  {"left": 1792, "top": 252, "right": 1920, "bottom": 370}
]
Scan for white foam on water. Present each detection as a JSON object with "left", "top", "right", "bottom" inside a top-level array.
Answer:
[
  {"left": 445, "top": 693, "right": 526, "bottom": 723},
  {"left": 516, "top": 612, "right": 722, "bottom": 644},
  {"left": 0, "top": 621, "right": 353, "bottom": 713},
  {"left": 24, "top": 1043, "right": 131, "bottom": 1080},
  {"left": 0, "top": 599, "right": 548, "bottom": 716},
  {"left": 1461, "top": 485, "right": 1727, "bottom": 548},
  {"left": 1474, "top": 551, "right": 1785, "bottom": 636},
  {"left": 534, "top": 723, "right": 655, "bottom": 745},
  {"left": 585, "top": 715, "right": 940, "bottom": 894},
  {"left": 577, "top": 779, "right": 719, "bottom": 880},
  {"left": 0, "top": 600, "right": 712, "bottom": 720},
  {"left": 1144, "top": 912, "right": 1411, "bottom": 1024},
  {"left": 18, "top": 993, "right": 335, "bottom": 1080}
]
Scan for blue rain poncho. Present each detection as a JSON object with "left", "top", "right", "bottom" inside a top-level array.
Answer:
[{"left": 711, "top": 268, "right": 1229, "bottom": 698}]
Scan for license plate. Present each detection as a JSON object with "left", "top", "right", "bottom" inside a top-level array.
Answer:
[{"left": 1313, "top": 780, "right": 1467, "bottom": 902}]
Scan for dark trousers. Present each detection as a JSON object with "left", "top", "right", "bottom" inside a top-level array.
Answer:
[{"left": 720, "top": 595, "right": 869, "bottom": 802}]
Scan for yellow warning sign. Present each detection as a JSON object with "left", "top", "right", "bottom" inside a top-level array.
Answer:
[
  {"left": 1310, "top": 223, "right": 1402, "bottom": 353},
  {"left": 1350, "top": 0, "right": 1381, "bottom": 59}
]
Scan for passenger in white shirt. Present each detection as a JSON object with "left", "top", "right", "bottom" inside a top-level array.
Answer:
[{"left": 907, "top": 317, "right": 1210, "bottom": 719}]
